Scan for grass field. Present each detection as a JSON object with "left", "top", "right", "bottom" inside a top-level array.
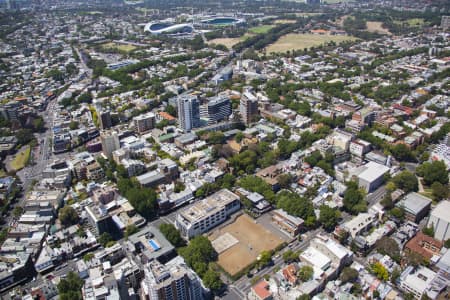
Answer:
[
  {"left": 207, "top": 38, "right": 242, "bottom": 49},
  {"left": 394, "top": 18, "right": 425, "bottom": 27},
  {"left": 10, "top": 146, "right": 30, "bottom": 171},
  {"left": 266, "top": 33, "right": 358, "bottom": 53},
  {"left": 274, "top": 19, "right": 297, "bottom": 24},
  {"left": 208, "top": 214, "right": 285, "bottom": 276},
  {"left": 248, "top": 25, "right": 276, "bottom": 34},
  {"left": 101, "top": 42, "right": 137, "bottom": 52},
  {"left": 366, "top": 21, "right": 392, "bottom": 35}
]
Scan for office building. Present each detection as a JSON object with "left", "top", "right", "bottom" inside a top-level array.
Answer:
[
  {"left": 240, "top": 92, "right": 259, "bottom": 125},
  {"left": 272, "top": 209, "right": 304, "bottom": 237},
  {"left": 100, "top": 130, "right": 120, "bottom": 158},
  {"left": 99, "top": 110, "right": 112, "bottom": 129},
  {"left": 140, "top": 256, "right": 206, "bottom": 300},
  {"left": 207, "top": 96, "right": 232, "bottom": 124},
  {"left": 428, "top": 200, "right": 450, "bottom": 241},
  {"left": 133, "top": 112, "right": 156, "bottom": 134},
  {"left": 175, "top": 189, "right": 240, "bottom": 239},
  {"left": 177, "top": 95, "right": 200, "bottom": 132}
]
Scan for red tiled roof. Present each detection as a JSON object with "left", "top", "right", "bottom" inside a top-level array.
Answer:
[{"left": 252, "top": 280, "right": 272, "bottom": 300}]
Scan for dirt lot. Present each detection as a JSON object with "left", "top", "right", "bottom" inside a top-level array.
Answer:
[
  {"left": 208, "top": 214, "right": 285, "bottom": 276},
  {"left": 366, "top": 21, "right": 392, "bottom": 35}
]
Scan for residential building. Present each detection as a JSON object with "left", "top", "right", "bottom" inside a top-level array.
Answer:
[
  {"left": 133, "top": 112, "right": 156, "bottom": 134},
  {"left": 175, "top": 189, "right": 240, "bottom": 239},
  {"left": 272, "top": 209, "right": 304, "bottom": 237},
  {"left": 100, "top": 130, "right": 120, "bottom": 158},
  {"left": 248, "top": 280, "right": 273, "bottom": 300},
  {"left": 341, "top": 213, "right": 376, "bottom": 238},
  {"left": 240, "top": 91, "right": 258, "bottom": 125},
  {"left": 99, "top": 110, "right": 112, "bottom": 129},
  {"left": 140, "top": 256, "right": 206, "bottom": 300},
  {"left": 404, "top": 232, "right": 443, "bottom": 261},
  {"left": 206, "top": 96, "right": 232, "bottom": 124},
  {"left": 428, "top": 200, "right": 450, "bottom": 241},
  {"left": 441, "top": 15, "right": 450, "bottom": 30},
  {"left": 399, "top": 266, "right": 447, "bottom": 299},
  {"left": 177, "top": 95, "right": 200, "bottom": 132}
]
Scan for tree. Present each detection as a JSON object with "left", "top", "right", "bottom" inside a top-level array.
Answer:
[
  {"left": 431, "top": 182, "right": 449, "bottom": 201},
  {"left": 282, "top": 249, "right": 298, "bottom": 263},
  {"left": 98, "top": 232, "right": 113, "bottom": 247},
  {"left": 297, "top": 265, "right": 313, "bottom": 282},
  {"left": 445, "top": 239, "right": 450, "bottom": 249},
  {"left": 319, "top": 205, "right": 340, "bottom": 231},
  {"left": 124, "top": 225, "right": 138, "bottom": 238},
  {"left": 340, "top": 267, "right": 359, "bottom": 284},
  {"left": 371, "top": 262, "right": 388, "bottom": 281},
  {"left": 390, "top": 143, "right": 415, "bottom": 162},
  {"left": 422, "top": 225, "right": 434, "bottom": 237},
  {"left": 376, "top": 237, "right": 400, "bottom": 262},
  {"left": 59, "top": 206, "right": 79, "bottom": 227},
  {"left": 207, "top": 131, "right": 225, "bottom": 144},
  {"left": 278, "top": 174, "right": 293, "bottom": 189},
  {"left": 389, "top": 207, "right": 405, "bottom": 221},
  {"left": 391, "top": 171, "right": 418, "bottom": 193},
  {"left": 202, "top": 268, "right": 223, "bottom": 292},
  {"left": 416, "top": 160, "right": 449, "bottom": 185},
  {"left": 276, "top": 191, "right": 316, "bottom": 224},
  {"left": 69, "top": 121, "right": 79, "bottom": 130},
  {"left": 297, "top": 295, "right": 311, "bottom": 300},
  {"left": 391, "top": 267, "right": 401, "bottom": 284},
  {"left": 178, "top": 236, "right": 217, "bottom": 277},
  {"left": 257, "top": 251, "right": 272, "bottom": 268},
  {"left": 343, "top": 181, "right": 367, "bottom": 214},
  {"left": 58, "top": 272, "right": 84, "bottom": 300},
  {"left": 404, "top": 251, "right": 424, "bottom": 267},
  {"left": 159, "top": 223, "right": 185, "bottom": 248},
  {"left": 83, "top": 253, "right": 94, "bottom": 262}
]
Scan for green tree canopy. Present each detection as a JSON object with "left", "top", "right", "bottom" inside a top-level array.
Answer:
[
  {"left": 416, "top": 160, "right": 449, "bottom": 185},
  {"left": 340, "top": 267, "right": 359, "bottom": 283},
  {"left": 276, "top": 191, "right": 316, "bottom": 225},
  {"left": 391, "top": 171, "right": 418, "bottom": 193},
  {"left": 159, "top": 223, "right": 185, "bottom": 248},
  {"left": 58, "top": 272, "right": 84, "bottom": 300},
  {"left": 59, "top": 206, "right": 79, "bottom": 227},
  {"left": 319, "top": 205, "right": 340, "bottom": 231},
  {"left": 343, "top": 181, "right": 367, "bottom": 214},
  {"left": 298, "top": 265, "right": 314, "bottom": 282}
]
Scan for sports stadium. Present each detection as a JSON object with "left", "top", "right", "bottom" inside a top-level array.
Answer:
[
  {"left": 200, "top": 16, "right": 245, "bottom": 26},
  {"left": 144, "top": 22, "right": 194, "bottom": 35}
]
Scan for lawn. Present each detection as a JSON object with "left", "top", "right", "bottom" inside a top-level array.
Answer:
[
  {"left": 248, "top": 25, "right": 275, "bottom": 34},
  {"left": 207, "top": 38, "right": 242, "bottom": 49},
  {"left": 101, "top": 42, "right": 137, "bottom": 53},
  {"left": 10, "top": 146, "right": 30, "bottom": 171},
  {"left": 265, "top": 33, "right": 358, "bottom": 53},
  {"left": 393, "top": 18, "right": 425, "bottom": 27}
]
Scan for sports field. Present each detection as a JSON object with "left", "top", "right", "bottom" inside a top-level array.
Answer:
[
  {"left": 101, "top": 42, "right": 137, "bottom": 52},
  {"left": 208, "top": 214, "right": 285, "bottom": 276},
  {"left": 248, "top": 25, "right": 275, "bottom": 34},
  {"left": 265, "top": 33, "right": 357, "bottom": 53}
]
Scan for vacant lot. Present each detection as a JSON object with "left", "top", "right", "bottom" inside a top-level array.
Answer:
[
  {"left": 248, "top": 25, "right": 275, "bottom": 34},
  {"left": 366, "top": 21, "right": 392, "bottom": 35},
  {"left": 101, "top": 42, "right": 137, "bottom": 52},
  {"left": 9, "top": 146, "right": 30, "bottom": 171},
  {"left": 266, "top": 33, "right": 357, "bottom": 53},
  {"left": 208, "top": 214, "right": 285, "bottom": 276}
]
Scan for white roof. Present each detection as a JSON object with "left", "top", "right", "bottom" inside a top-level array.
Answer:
[
  {"left": 301, "top": 247, "right": 331, "bottom": 270},
  {"left": 358, "top": 161, "right": 390, "bottom": 182},
  {"left": 431, "top": 200, "right": 450, "bottom": 222}
]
